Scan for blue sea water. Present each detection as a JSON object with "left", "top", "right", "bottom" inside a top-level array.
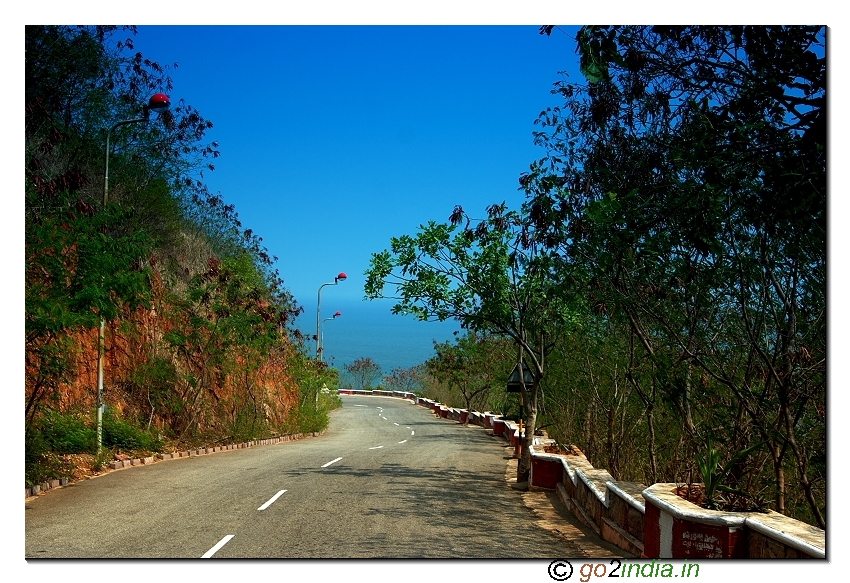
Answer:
[{"left": 294, "top": 298, "right": 463, "bottom": 377}]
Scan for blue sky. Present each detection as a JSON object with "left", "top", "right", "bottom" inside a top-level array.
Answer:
[{"left": 130, "top": 25, "right": 579, "bottom": 312}]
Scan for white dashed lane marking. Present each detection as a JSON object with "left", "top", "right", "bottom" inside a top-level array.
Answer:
[
  {"left": 321, "top": 457, "right": 343, "bottom": 468},
  {"left": 258, "top": 490, "right": 287, "bottom": 511},
  {"left": 202, "top": 535, "right": 234, "bottom": 558}
]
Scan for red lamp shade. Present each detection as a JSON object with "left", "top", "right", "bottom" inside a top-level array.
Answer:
[
  {"left": 148, "top": 93, "right": 171, "bottom": 113},
  {"left": 336, "top": 272, "right": 348, "bottom": 281},
  {"left": 334, "top": 311, "right": 342, "bottom": 317}
]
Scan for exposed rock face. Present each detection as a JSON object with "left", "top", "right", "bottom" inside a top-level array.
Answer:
[{"left": 28, "top": 299, "right": 302, "bottom": 438}]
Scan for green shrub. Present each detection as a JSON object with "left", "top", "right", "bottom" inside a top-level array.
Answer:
[
  {"left": 25, "top": 420, "right": 76, "bottom": 486},
  {"left": 229, "top": 403, "right": 271, "bottom": 442},
  {"left": 279, "top": 403, "right": 330, "bottom": 435},
  {"left": 299, "top": 406, "right": 329, "bottom": 433},
  {"left": 25, "top": 450, "right": 68, "bottom": 487},
  {"left": 36, "top": 409, "right": 97, "bottom": 454},
  {"left": 130, "top": 357, "right": 183, "bottom": 415},
  {"left": 25, "top": 426, "right": 51, "bottom": 486},
  {"left": 102, "top": 410, "right": 163, "bottom": 453}
]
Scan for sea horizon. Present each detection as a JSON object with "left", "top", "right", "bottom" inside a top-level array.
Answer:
[{"left": 294, "top": 298, "right": 463, "bottom": 380}]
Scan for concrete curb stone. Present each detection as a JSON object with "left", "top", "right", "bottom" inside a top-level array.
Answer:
[{"left": 25, "top": 430, "right": 325, "bottom": 500}]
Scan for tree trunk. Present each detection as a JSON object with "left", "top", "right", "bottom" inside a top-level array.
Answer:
[
  {"left": 607, "top": 405, "right": 617, "bottom": 479},
  {"left": 782, "top": 402, "right": 826, "bottom": 529},
  {"left": 770, "top": 442, "right": 786, "bottom": 515},
  {"left": 517, "top": 399, "right": 537, "bottom": 485},
  {"left": 647, "top": 408, "right": 658, "bottom": 484}
]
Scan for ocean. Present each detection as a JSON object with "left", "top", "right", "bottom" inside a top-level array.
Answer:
[{"left": 294, "top": 298, "right": 463, "bottom": 377}]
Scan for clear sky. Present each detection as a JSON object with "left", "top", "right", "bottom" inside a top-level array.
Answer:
[{"left": 129, "top": 24, "right": 579, "bottom": 312}]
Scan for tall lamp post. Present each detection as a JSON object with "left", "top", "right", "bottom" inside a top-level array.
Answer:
[
  {"left": 317, "top": 311, "right": 342, "bottom": 405},
  {"left": 316, "top": 272, "right": 347, "bottom": 361},
  {"left": 97, "top": 93, "right": 171, "bottom": 454},
  {"left": 321, "top": 311, "right": 343, "bottom": 358}
]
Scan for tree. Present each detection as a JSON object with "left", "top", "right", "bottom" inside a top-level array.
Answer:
[
  {"left": 525, "top": 25, "right": 825, "bottom": 525},
  {"left": 383, "top": 364, "right": 425, "bottom": 394},
  {"left": 365, "top": 203, "right": 577, "bottom": 484},
  {"left": 426, "top": 332, "right": 512, "bottom": 421},
  {"left": 344, "top": 358, "right": 383, "bottom": 391}
]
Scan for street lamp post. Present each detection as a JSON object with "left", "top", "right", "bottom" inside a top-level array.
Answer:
[
  {"left": 316, "top": 273, "right": 346, "bottom": 361},
  {"left": 321, "top": 311, "right": 342, "bottom": 359},
  {"left": 96, "top": 93, "right": 170, "bottom": 454},
  {"left": 317, "top": 311, "right": 342, "bottom": 406}
]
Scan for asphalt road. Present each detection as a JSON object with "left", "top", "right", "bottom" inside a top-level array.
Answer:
[{"left": 25, "top": 395, "right": 621, "bottom": 559}]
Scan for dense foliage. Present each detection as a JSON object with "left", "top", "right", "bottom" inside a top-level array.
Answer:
[{"left": 25, "top": 26, "right": 335, "bottom": 486}]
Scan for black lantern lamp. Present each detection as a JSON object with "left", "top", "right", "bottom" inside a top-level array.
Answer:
[{"left": 507, "top": 361, "right": 534, "bottom": 393}]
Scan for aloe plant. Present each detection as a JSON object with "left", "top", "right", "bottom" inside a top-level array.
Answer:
[{"left": 696, "top": 440, "right": 763, "bottom": 510}]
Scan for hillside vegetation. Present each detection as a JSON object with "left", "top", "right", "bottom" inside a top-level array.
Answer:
[{"left": 25, "top": 25, "right": 338, "bottom": 486}]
